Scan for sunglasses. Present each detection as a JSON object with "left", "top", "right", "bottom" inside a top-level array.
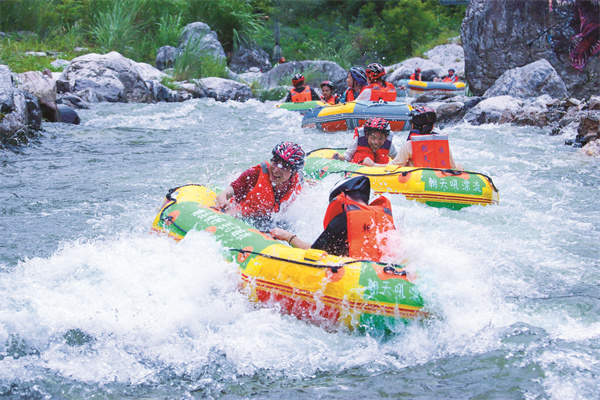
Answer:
[{"left": 271, "top": 157, "right": 294, "bottom": 171}]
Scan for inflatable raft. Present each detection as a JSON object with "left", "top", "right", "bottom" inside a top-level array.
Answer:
[
  {"left": 301, "top": 100, "right": 412, "bottom": 132},
  {"left": 304, "top": 148, "right": 499, "bottom": 210},
  {"left": 397, "top": 79, "right": 466, "bottom": 97},
  {"left": 277, "top": 100, "right": 325, "bottom": 113},
  {"left": 151, "top": 184, "right": 426, "bottom": 334}
]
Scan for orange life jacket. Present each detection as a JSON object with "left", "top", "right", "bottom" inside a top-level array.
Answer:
[
  {"left": 351, "top": 134, "right": 391, "bottom": 164},
  {"left": 238, "top": 162, "right": 301, "bottom": 217},
  {"left": 366, "top": 81, "right": 397, "bottom": 102},
  {"left": 290, "top": 86, "right": 312, "bottom": 102},
  {"left": 321, "top": 94, "right": 339, "bottom": 105},
  {"left": 410, "top": 134, "right": 451, "bottom": 168},
  {"left": 343, "top": 88, "right": 355, "bottom": 102},
  {"left": 322, "top": 193, "right": 395, "bottom": 262},
  {"left": 410, "top": 73, "right": 421, "bottom": 81},
  {"left": 442, "top": 75, "right": 458, "bottom": 83}
]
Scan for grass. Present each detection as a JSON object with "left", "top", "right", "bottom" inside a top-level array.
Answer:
[{"left": 173, "top": 39, "right": 228, "bottom": 81}]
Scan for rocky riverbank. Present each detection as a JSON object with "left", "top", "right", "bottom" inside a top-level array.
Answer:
[{"left": 1, "top": 0, "right": 599, "bottom": 154}]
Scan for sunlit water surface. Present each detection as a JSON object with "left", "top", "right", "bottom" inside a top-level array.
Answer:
[{"left": 0, "top": 99, "right": 599, "bottom": 399}]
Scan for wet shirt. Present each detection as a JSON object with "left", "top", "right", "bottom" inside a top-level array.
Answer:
[{"left": 311, "top": 212, "right": 348, "bottom": 257}]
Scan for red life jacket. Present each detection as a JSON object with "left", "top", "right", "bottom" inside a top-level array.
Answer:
[
  {"left": 409, "top": 73, "right": 421, "bottom": 81},
  {"left": 321, "top": 94, "right": 339, "bottom": 105},
  {"left": 322, "top": 193, "right": 395, "bottom": 262},
  {"left": 366, "top": 81, "right": 397, "bottom": 102},
  {"left": 351, "top": 134, "right": 391, "bottom": 165},
  {"left": 344, "top": 88, "right": 355, "bottom": 102},
  {"left": 290, "top": 86, "right": 312, "bottom": 102},
  {"left": 238, "top": 162, "right": 301, "bottom": 217},
  {"left": 442, "top": 75, "right": 458, "bottom": 83},
  {"left": 410, "top": 134, "right": 451, "bottom": 168}
]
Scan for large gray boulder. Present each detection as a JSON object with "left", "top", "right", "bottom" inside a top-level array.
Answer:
[
  {"left": 155, "top": 45, "right": 180, "bottom": 71},
  {"left": 16, "top": 70, "right": 59, "bottom": 121},
  {"left": 461, "top": 0, "right": 600, "bottom": 98},
  {"left": 196, "top": 77, "right": 252, "bottom": 102},
  {"left": 229, "top": 46, "right": 271, "bottom": 73},
  {"left": 179, "top": 22, "right": 226, "bottom": 61},
  {"left": 483, "top": 59, "right": 568, "bottom": 99},
  {"left": 424, "top": 43, "right": 465, "bottom": 77},
  {"left": 0, "top": 65, "right": 42, "bottom": 147},
  {"left": 464, "top": 95, "right": 524, "bottom": 125},
  {"left": 57, "top": 51, "right": 153, "bottom": 103}
]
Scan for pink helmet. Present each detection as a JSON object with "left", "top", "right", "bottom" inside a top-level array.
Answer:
[
  {"left": 363, "top": 117, "right": 391, "bottom": 135},
  {"left": 366, "top": 63, "right": 386, "bottom": 81},
  {"left": 272, "top": 142, "right": 305, "bottom": 170}
]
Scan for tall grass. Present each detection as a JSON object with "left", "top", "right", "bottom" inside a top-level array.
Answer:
[
  {"left": 173, "top": 39, "right": 227, "bottom": 81},
  {"left": 90, "top": 0, "right": 146, "bottom": 58},
  {"left": 156, "top": 13, "right": 184, "bottom": 47}
]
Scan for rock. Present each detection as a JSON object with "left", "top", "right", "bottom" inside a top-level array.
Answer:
[
  {"left": 146, "top": 79, "right": 192, "bottom": 102},
  {"left": 134, "top": 62, "right": 166, "bottom": 82},
  {"left": 229, "top": 45, "right": 272, "bottom": 73},
  {"left": 423, "top": 43, "right": 465, "bottom": 77},
  {"left": 257, "top": 60, "right": 346, "bottom": 92},
  {"left": 73, "top": 47, "right": 88, "bottom": 53},
  {"left": 178, "top": 82, "right": 207, "bottom": 98},
  {"left": 51, "top": 59, "right": 70, "bottom": 69},
  {"left": 16, "top": 70, "right": 58, "bottom": 121},
  {"left": 57, "top": 104, "right": 80, "bottom": 124},
  {"left": 179, "top": 22, "right": 226, "bottom": 61},
  {"left": 155, "top": 46, "right": 180, "bottom": 71},
  {"left": 387, "top": 58, "right": 445, "bottom": 83},
  {"left": 464, "top": 95, "right": 524, "bottom": 125},
  {"left": 589, "top": 95, "right": 600, "bottom": 110},
  {"left": 461, "top": 0, "right": 600, "bottom": 98},
  {"left": 483, "top": 59, "right": 568, "bottom": 100},
  {"left": 0, "top": 65, "right": 42, "bottom": 147},
  {"left": 583, "top": 138, "right": 600, "bottom": 157},
  {"left": 575, "top": 111, "right": 600, "bottom": 145},
  {"left": 24, "top": 51, "right": 47, "bottom": 57},
  {"left": 58, "top": 51, "right": 153, "bottom": 103},
  {"left": 196, "top": 77, "right": 252, "bottom": 102},
  {"left": 57, "top": 93, "right": 90, "bottom": 109}
]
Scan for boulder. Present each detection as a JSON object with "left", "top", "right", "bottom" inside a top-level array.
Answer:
[
  {"left": 57, "top": 104, "right": 80, "bottom": 124},
  {"left": 461, "top": 0, "right": 600, "bottom": 98},
  {"left": 155, "top": 46, "right": 180, "bottom": 71},
  {"left": 16, "top": 70, "right": 58, "bottom": 121},
  {"left": 589, "top": 95, "right": 600, "bottom": 111},
  {"left": 57, "top": 51, "right": 153, "bottom": 103},
  {"left": 575, "top": 110, "right": 600, "bottom": 146},
  {"left": 230, "top": 45, "right": 272, "bottom": 73},
  {"left": 57, "top": 93, "right": 90, "bottom": 109},
  {"left": 0, "top": 65, "right": 42, "bottom": 147},
  {"left": 424, "top": 43, "right": 465, "bottom": 77},
  {"left": 50, "top": 59, "right": 70, "bottom": 69},
  {"left": 483, "top": 59, "right": 568, "bottom": 99},
  {"left": 146, "top": 79, "right": 192, "bottom": 102},
  {"left": 464, "top": 95, "right": 524, "bottom": 125},
  {"left": 387, "top": 58, "right": 445, "bottom": 84},
  {"left": 257, "top": 60, "right": 346, "bottom": 92},
  {"left": 583, "top": 138, "right": 600, "bottom": 157},
  {"left": 196, "top": 77, "right": 252, "bottom": 102},
  {"left": 179, "top": 22, "right": 226, "bottom": 61}
]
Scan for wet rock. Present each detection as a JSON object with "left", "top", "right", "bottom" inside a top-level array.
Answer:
[
  {"left": 57, "top": 104, "right": 80, "bottom": 124},
  {"left": 464, "top": 95, "right": 524, "bottom": 125},
  {"left": 583, "top": 138, "right": 600, "bottom": 156},
  {"left": 461, "top": 0, "right": 600, "bottom": 98},
  {"left": 16, "top": 70, "right": 58, "bottom": 121},
  {"left": 155, "top": 45, "right": 180, "bottom": 71},
  {"left": 0, "top": 65, "right": 42, "bottom": 147},
  {"left": 196, "top": 77, "right": 252, "bottom": 102},
  {"left": 589, "top": 96, "right": 600, "bottom": 110},
  {"left": 230, "top": 45, "right": 272, "bottom": 73},
  {"left": 179, "top": 22, "right": 226, "bottom": 61},
  {"left": 58, "top": 51, "right": 153, "bottom": 103},
  {"left": 483, "top": 59, "right": 568, "bottom": 100},
  {"left": 57, "top": 93, "right": 90, "bottom": 109},
  {"left": 575, "top": 111, "right": 600, "bottom": 145},
  {"left": 146, "top": 79, "right": 192, "bottom": 102}
]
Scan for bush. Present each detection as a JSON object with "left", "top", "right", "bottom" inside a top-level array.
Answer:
[{"left": 173, "top": 39, "right": 228, "bottom": 81}]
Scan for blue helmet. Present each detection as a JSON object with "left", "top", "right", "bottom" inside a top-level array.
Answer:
[{"left": 349, "top": 66, "right": 367, "bottom": 87}]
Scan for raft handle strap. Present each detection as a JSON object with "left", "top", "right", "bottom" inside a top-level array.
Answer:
[{"left": 229, "top": 248, "right": 406, "bottom": 276}]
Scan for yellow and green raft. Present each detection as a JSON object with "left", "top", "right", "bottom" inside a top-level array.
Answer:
[
  {"left": 152, "top": 184, "right": 426, "bottom": 335},
  {"left": 304, "top": 148, "right": 499, "bottom": 210}
]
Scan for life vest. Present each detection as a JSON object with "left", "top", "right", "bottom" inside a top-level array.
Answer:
[
  {"left": 410, "top": 134, "right": 451, "bottom": 168},
  {"left": 321, "top": 94, "right": 339, "bottom": 105},
  {"left": 322, "top": 193, "right": 395, "bottom": 262},
  {"left": 410, "top": 73, "right": 421, "bottom": 81},
  {"left": 237, "top": 162, "right": 301, "bottom": 217},
  {"left": 290, "top": 86, "right": 312, "bottom": 102},
  {"left": 442, "top": 75, "right": 458, "bottom": 83},
  {"left": 366, "top": 82, "right": 397, "bottom": 102},
  {"left": 343, "top": 88, "right": 355, "bottom": 102},
  {"left": 351, "top": 134, "right": 391, "bottom": 165}
]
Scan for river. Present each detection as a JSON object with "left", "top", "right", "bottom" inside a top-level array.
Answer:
[{"left": 1, "top": 98, "right": 598, "bottom": 399}]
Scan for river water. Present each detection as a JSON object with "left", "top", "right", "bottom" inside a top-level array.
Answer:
[{"left": 0, "top": 98, "right": 598, "bottom": 399}]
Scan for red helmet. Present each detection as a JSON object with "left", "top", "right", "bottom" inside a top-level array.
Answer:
[
  {"left": 366, "top": 63, "right": 386, "bottom": 81},
  {"left": 272, "top": 142, "right": 305, "bottom": 170},
  {"left": 363, "top": 117, "right": 391, "bottom": 135},
  {"left": 320, "top": 80, "right": 334, "bottom": 90},
  {"left": 291, "top": 73, "right": 305, "bottom": 86}
]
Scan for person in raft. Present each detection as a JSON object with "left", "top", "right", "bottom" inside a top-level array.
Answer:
[
  {"left": 340, "top": 66, "right": 368, "bottom": 103},
  {"left": 410, "top": 67, "right": 422, "bottom": 81},
  {"left": 434, "top": 68, "right": 459, "bottom": 83},
  {"left": 335, "top": 117, "right": 398, "bottom": 166},
  {"left": 356, "top": 62, "right": 397, "bottom": 102},
  {"left": 319, "top": 80, "right": 340, "bottom": 104},
  {"left": 270, "top": 175, "right": 395, "bottom": 262},
  {"left": 392, "top": 106, "right": 460, "bottom": 169},
  {"left": 215, "top": 142, "right": 306, "bottom": 225},
  {"left": 284, "top": 73, "right": 320, "bottom": 103}
]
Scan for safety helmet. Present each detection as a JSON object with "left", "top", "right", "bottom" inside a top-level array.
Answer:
[
  {"left": 320, "top": 80, "right": 334, "bottom": 90},
  {"left": 349, "top": 66, "right": 367, "bottom": 86},
  {"left": 272, "top": 141, "right": 305, "bottom": 171},
  {"left": 363, "top": 117, "right": 391, "bottom": 136},
  {"left": 365, "top": 63, "right": 386, "bottom": 81},
  {"left": 410, "top": 105, "right": 437, "bottom": 134},
  {"left": 291, "top": 73, "right": 305, "bottom": 86},
  {"left": 448, "top": 68, "right": 455, "bottom": 73},
  {"left": 279, "top": 57, "right": 286, "bottom": 63},
  {"left": 329, "top": 176, "right": 370, "bottom": 204}
]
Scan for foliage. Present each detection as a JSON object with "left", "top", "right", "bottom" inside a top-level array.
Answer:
[
  {"left": 173, "top": 39, "right": 227, "bottom": 81},
  {"left": 156, "top": 13, "right": 184, "bottom": 48},
  {"left": 90, "top": 0, "right": 146, "bottom": 59}
]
